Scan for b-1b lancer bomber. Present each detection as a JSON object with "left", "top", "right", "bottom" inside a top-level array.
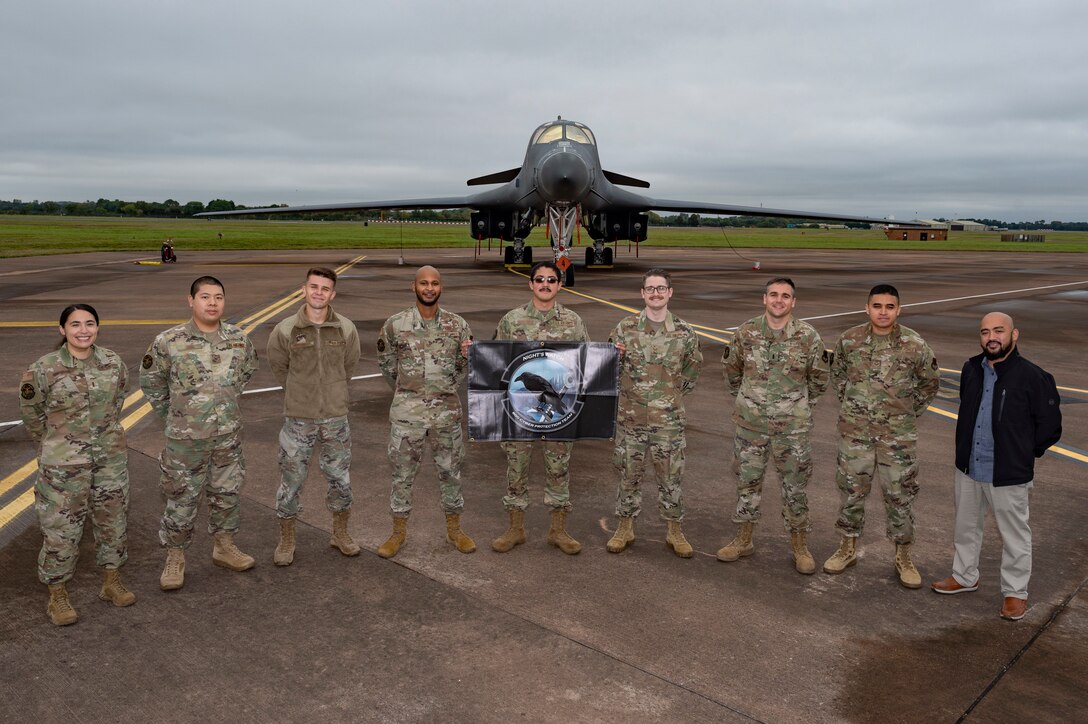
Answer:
[{"left": 199, "top": 117, "right": 918, "bottom": 279}]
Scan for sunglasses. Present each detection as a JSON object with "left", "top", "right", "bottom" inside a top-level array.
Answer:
[{"left": 532, "top": 276, "right": 560, "bottom": 284}]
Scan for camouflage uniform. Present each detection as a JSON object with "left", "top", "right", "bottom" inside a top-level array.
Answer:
[
  {"left": 378, "top": 306, "right": 472, "bottom": 515},
  {"left": 494, "top": 302, "right": 589, "bottom": 511},
  {"left": 831, "top": 322, "right": 940, "bottom": 543},
  {"left": 140, "top": 320, "right": 258, "bottom": 548},
  {"left": 609, "top": 311, "right": 702, "bottom": 521},
  {"left": 267, "top": 304, "right": 360, "bottom": 519},
  {"left": 723, "top": 316, "right": 830, "bottom": 532},
  {"left": 20, "top": 345, "right": 129, "bottom": 585}
]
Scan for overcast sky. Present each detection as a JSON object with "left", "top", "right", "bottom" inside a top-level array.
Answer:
[{"left": 4, "top": 1, "right": 1086, "bottom": 222}]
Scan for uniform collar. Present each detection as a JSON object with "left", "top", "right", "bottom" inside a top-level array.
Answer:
[
  {"left": 294, "top": 303, "right": 340, "bottom": 328},
  {"left": 865, "top": 322, "right": 902, "bottom": 344},
  {"left": 638, "top": 309, "right": 676, "bottom": 332},
  {"left": 58, "top": 344, "right": 107, "bottom": 368},
  {"left": 410, "top": 305, "right": 444, "bottom": 327},
  {"left": 760, "top": 315, "right": 796, "bottom": 337},
  {"left": 185, "top": 319, "right": 222, "bottom": 340}
]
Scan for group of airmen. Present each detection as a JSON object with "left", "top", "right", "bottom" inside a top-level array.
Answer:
[{"left": 20, "top": 260, "right": 1061, "bottom": 627}]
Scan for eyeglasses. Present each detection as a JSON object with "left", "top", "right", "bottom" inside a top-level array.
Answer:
[
  {"left": 643, "top": 285, "right": 670, "bottom": 294},
  {"left": 533, "top": 276, "right": 560, "bottom": 284}
]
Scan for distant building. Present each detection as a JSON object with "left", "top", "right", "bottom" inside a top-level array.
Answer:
[
  {"left": 917, "top": 219, "right": 989, "bottom": 232},
  {"left": 884, "top": 226, "right": 948, "bottom": 241}
]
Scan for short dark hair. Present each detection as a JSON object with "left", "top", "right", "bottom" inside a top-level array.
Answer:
[
  {"left": 642, "top": 268, "right": 672, "bottom": 287},
  {"left": 868, "top": 283, "right": 899, "bottom": 301},
  {"left": 529, "top": 260, "right": 562, "bottom": 281},
  {"left": 59, "top": 303, "right": 99, "bottom": 327},
  {"left": 307, "top": 267, "right": 337, "bottom": 286},
  {"left": 190, "top": 276, "right": 225, "bottom": 297},
  {"left": 765, "top": 277, "right": 795, "bottom": 292}
]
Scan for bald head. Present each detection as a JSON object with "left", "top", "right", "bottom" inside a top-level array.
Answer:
[
  {"left": 979, "top": 311, "right": 1018, "bottom": 363},
  {"left": 413, "top": 265, "right": 442, "bottom": 312},
  {"left": 415, "top": 265, "right": 440, "bottom": 283}
]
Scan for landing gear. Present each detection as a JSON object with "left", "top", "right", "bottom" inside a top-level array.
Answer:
[
  {"left": 503, "top": 239, "right": 532, "bottom": 267},
  {"left": 585, "top": 244, "right": 612, "bottom": 268}
]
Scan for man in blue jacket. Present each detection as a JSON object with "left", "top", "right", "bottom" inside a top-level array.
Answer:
[{"left": 931, "top": 312, "right": 1062, "bottom": 621}]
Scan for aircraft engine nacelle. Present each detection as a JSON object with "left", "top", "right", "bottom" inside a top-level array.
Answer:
[
  {"left": 470, "top": 210, "right": 521, "bottom": 241},
  {"left": 585, "top": 212, "right": 649, "bottom": 243}
]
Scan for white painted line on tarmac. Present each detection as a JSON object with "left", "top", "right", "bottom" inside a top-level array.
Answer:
[{"left": 801, "top": 279, "right": 1088, "bottom": 322}]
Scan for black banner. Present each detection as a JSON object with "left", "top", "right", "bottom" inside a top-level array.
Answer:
[{"left": 468, "top": 341, "right": 618, "bottom": 441}]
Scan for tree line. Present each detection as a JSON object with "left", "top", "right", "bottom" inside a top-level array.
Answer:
[{"left": 2, "top": 198, "right": 1085, "bottom": 231}]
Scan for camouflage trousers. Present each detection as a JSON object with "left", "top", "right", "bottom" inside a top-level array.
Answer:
[
  {"left": 276, "top": 416, "right": 352, "bottom": 519},
  {"left": 834, "top": 428, "right": 919, "bottom": 543},
  {"left": 34, "top": 455, "right": 129, "bottom": 585},
  {"left": 612, "top": 425, "right": 686, "bottom": 521},
  {"left": 732, "top": 425, "right": 813, "bottom": 532},
  {"left": 500, "top": 440, "right": 573, "bottom": 511},
  {"left": 388, "top": 421, "right": 465, "bottom": 515},
  {"left": 159, "top": 432, "right": 245, "bottom": 548}
]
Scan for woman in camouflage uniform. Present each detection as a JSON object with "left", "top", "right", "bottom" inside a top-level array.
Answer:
[{"left": 19, "top": 304, "right": 135, "bottom": 626}]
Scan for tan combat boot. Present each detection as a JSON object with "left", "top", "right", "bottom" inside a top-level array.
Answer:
[
  {"left": 330, "top": 510, "right": 361, "bottom": 557},
  {"left": 606, "top": 517, "right": 635, "bottom": 553},
  {"left": 666, "top": 520, "right": 694, "bottom": 558},
  {"left": 716, "top": 522, "right": 755, "bottom": 562},
  {"left": 160, "top": 547, "right": 186, "bottom": 590},
  {"left": 822, "top": 536, "right": 857, "bottom": 574},
  {"left": 98, "top": 569, "right": 136, "bottom": 606},
  {"left": 47, "top": 583, "right": 78, "bottom": 626},
  {"left": 377, "top": 516, "right": 408, "bottom": 559},
  {"left": 895, "top": 543, "right": 922, "bottom": 589},
  {"left": 445, "top": 513, "right": 477, "bottom": 554},
  {"left": 546, "top": 509, "right": 581, "bottom": 555},
  {"left": 491, "top": 509, "right": 527, "bottom": 553},
  {"left": 790, "top": 531, "right": 816, "bottom": 575},
  {"left": 212, "top": 532, "right": 256, "bottom": 572},
  {"left": 274, "top": 518, "right": 296, "bottom": 566}
]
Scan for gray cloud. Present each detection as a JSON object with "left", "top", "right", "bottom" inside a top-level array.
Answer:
[{"left": 3, "top": 0, "right": 1087, "bottom": 221}]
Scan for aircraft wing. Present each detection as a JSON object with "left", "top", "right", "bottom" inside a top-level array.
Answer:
[
  {"left": 641, "top": 196, "right": 924, "bottom": 226},
  {"left": 195, "top": 196, "right": 480, "bottom": 218}
]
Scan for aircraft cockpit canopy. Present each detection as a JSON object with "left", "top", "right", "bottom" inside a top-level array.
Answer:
[{"left": 532, "top": 122, "right": 596, "bottom": 146}]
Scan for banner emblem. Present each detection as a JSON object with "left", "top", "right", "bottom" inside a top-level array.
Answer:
[{"left": 502, "top": 348, "right": 584, "bottom": 433}]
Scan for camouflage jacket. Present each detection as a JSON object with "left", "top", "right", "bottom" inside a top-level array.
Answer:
[
  {"left": 268, "top": 304, "right": 360, "bottom": 419},
  {"left": 20, "top": 345, "right": 127, "bottom": 466},
  {"left": 610, "top": 311, "right": 702, "bottom": 432},
  {"left": 140, "top": 320, "right": 258, "bottom": 439},
  {"left": 378, "top": 306, "right": 472, "bottom": 428},
  {"left": 724, "top": 315, "right": 830, "bottom": 433},
  {"left": 494, "top": 302, "right": 589, "bottom": 343},
  {"left": 832, "top": 322, "right": 940, "bottom": 432}
]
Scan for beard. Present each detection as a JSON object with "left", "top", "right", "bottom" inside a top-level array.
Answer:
[
  {"left": 415, "top": 291, "right": 439, "bottom": 307},
  {"left": 982, "top": 340, "right": 1013, "bottom": 361}
]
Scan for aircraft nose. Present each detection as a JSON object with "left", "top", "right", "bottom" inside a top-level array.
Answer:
[{"left": 537, "top": 151, "right": 591, "bottom": 203}]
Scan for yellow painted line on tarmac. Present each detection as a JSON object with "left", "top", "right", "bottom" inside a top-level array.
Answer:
[
  {"left": 0, "top": 320, "right": 187, "bottom": 328},
  {"left": 0, "top": 490, "right": 35, "bottom": 527},
  {"left": 508, "top": 268, "right": 735, "bottom": 345},
  {"left": 926, "top": 405, "right": 1084, "bottom": 463},
  {"left": 0, "top": 460, "right": 38, "bottom": 499},
  {"left": 939, "top": 366, "right": 1086, "bottom": 396},
  {"left": 0, "top": 255, "right": 368, "bottom": 533}
]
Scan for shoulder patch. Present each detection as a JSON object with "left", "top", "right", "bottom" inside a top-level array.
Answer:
[
  {"left": 931, "top": 357, "right": 939, "bottom": 370},
  {"left": 377, "top": 338, "right": 386, "bottom": 353},
  {"left": 722, "top": 343, "right": 730, "bottom": 358},
  {"left": 142, "top": 354, "right": 154, "bottom": 369},
  {"left": 20, "top": 382, "right": 36, "bottom": 400},
  {"left": 823, "top": 349, "right": 833, "bottom": 364}
]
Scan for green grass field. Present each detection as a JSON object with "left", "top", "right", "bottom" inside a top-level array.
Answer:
[{"left": 1, "top": 215, "right": 1085, "bottom": 258}]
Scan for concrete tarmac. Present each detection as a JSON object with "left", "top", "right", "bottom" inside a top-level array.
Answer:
[{"left": 1, "top": 246, "right": 1086, "bottom": 722}]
